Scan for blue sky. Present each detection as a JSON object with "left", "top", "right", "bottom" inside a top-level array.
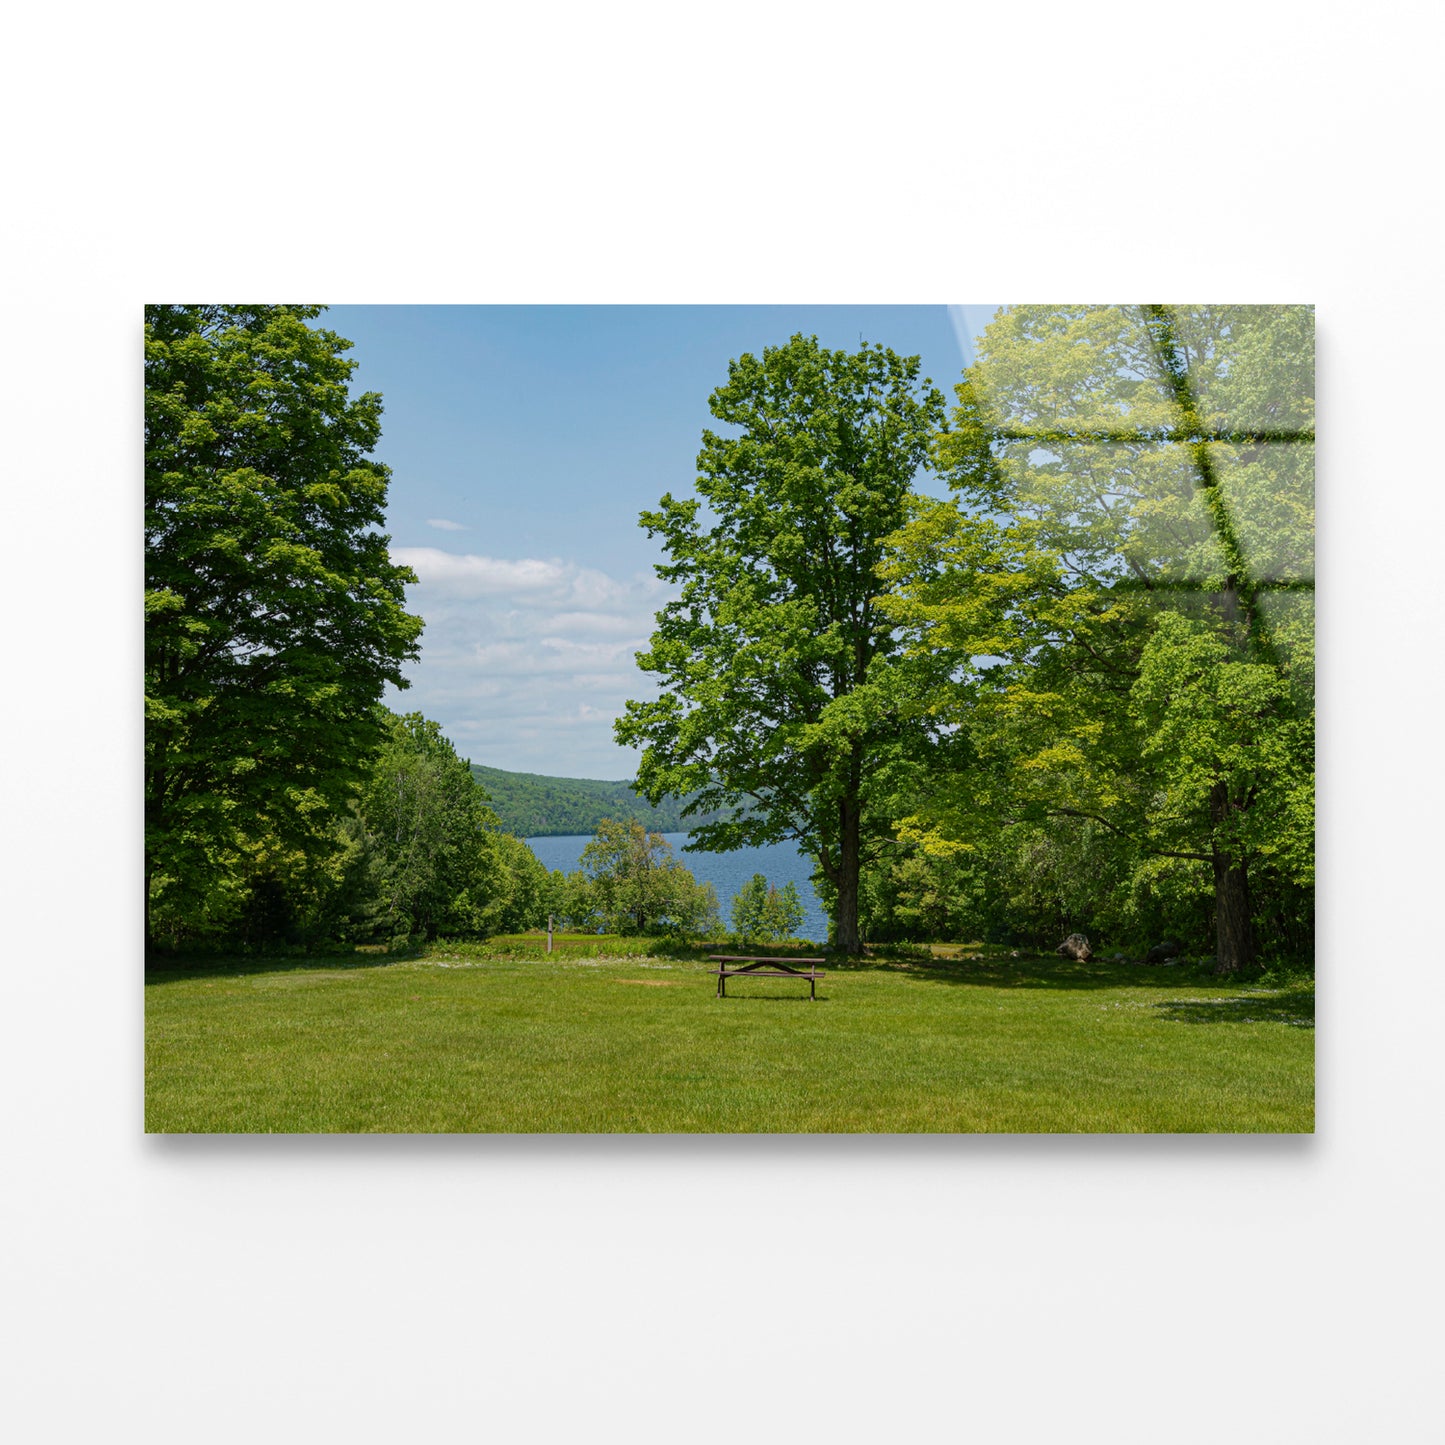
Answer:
[{"left": 324, "top": 304, "right": 1000, "bottom": 778}]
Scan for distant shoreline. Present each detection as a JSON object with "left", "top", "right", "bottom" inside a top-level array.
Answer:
[{"left": 470, "top": 761, "right": 731, "bottom": 840}]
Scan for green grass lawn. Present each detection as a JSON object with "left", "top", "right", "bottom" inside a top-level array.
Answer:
[{"left": 144, "top": 942, "right": 1314, "bottom": 1133}]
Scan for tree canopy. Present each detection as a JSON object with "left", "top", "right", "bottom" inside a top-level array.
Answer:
[
  {"left": 145, "top": 305, "right": 423, "bottom": 943},
  {"left": 730, "top": 874, "right": 805, "bottom": 943},
  {"left": 615, "top": 333, "right": 950, "bottom": 954},
  {"left": 572, "top": 819, "right": 720, "bottom": 937},
  {"left": 883, "top": 305, "right": 1314, "bottom": 971},
  {"left": 360, "top": 712, "right": 509, "bottom": 941}
]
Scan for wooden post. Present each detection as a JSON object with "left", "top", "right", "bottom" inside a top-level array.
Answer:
[{"left": 547, "top": 914, "right": 554, "bottom": 954}]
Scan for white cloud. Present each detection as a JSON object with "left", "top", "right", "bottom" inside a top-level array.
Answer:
[
  {"left": 426, "top": 518, "right": 468, "bottom": 532},
  {"left": 545, "top": 610, "right": 647, "bottom": 638},
  {"left": 385, "top": 546, "right": 676, "bottom": 777},
  {"left": 394, "top": 548, "right": 570, "bottom": 596}
]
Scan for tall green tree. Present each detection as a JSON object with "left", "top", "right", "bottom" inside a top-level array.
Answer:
[
  {"left": 615, "top": 334, "right": 949, "bottom": 954},
  {"left": 478, "top": 831, "right": 554, "bottom": 937},
  {"left": 145, "top": 306, "right": 423, "bottom": 944},
  {"left": 885, "top": 305, "right": 1314, "bottom": 972},
  {"left": 358, "top": 712, "right": 509, "bottom": 941}
]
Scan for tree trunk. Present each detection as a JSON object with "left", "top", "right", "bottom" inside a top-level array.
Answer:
[
  {"left": 835, "top": 796, "right": 862, "bottom": 956},
  {"left": 1210, "top": 782, "right": 1257, "bottom": 973},
  {"left": 1213, "top": 849, "right": 1257, "bottom": 973}
]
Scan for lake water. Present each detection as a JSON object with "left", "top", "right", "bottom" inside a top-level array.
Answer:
[{"left": 525, "top": 833, "right": 828, "bottom": 943}]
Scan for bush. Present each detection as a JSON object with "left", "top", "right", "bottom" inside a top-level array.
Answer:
[{"left": 571, "top": 819, "right": 722, "bottom": 940}]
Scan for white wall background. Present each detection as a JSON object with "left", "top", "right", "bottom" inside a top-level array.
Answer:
[{"left": 3, "top": 3, "right": 1441, "bottom": 1440}]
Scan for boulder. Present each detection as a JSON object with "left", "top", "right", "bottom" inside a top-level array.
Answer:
[
  {"left": 1145, "top": 938, "right": 1183, "bottom": 965},
  {"left": 1056, "top": 933, "right": 1093, "bottom": 961}
]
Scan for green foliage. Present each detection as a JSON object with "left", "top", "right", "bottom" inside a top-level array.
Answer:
[
  {"left": 357, "top": 712, "right": 507, "bottom": 940},
  {"left": 853, "top": 848, "right": 981, "bottom": 944},
  {"left": 730, "top": 873, "right": 805, "bottom": 942},
  {"left": 847, "top": 825, "right": 1217, "bottom": 956},
  {"left": 547, "top": 867, "right": 602, "bottom": 933},
  {"left": 477, "top": 831, "right": 554, "bottom": 937},
  {"left": 565, "top": 819, "right": 721, "bottom": 938},
  {"left": 300, "top": 810, "right": 392, "bottom": 945},
  {"left": 145, "top": 305, "right": 423, "bottom": 944},
  {"left": 616, "top": 333, "right": 950, "bottom": 953},
  {"left": 883, "top": 306, "right": 1314, "bottom": 971},
  {"left": 1132, "top": 612, "right": 1314, "bottom": 887},
  {"left": 151, "top": 709, "right": 553, "bottom": 951},
  {"left": 142, "top": 300, "right": 545, "bottom": 957}
]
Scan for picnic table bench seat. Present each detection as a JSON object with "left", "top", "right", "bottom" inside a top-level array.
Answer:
[{"left": 709, "top": 955, "right": 826, "bottom": 1000}]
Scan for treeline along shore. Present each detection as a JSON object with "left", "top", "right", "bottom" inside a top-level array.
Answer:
[{"left": 468, "top": 762, "right": 731, "bottom": 838}]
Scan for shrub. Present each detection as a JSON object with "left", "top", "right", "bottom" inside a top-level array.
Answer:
[{"left": 731, "top": 874, "right": 805, "bottom": 942}]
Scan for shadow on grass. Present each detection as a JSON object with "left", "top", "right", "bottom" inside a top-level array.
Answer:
[
  {"left": 713, "top": 992, "right": 829, "bottom": 1004},
  {"left": 147, "top": 945, "right": 1298, "bottom": 1020},
  {"left": 146, "top": 937, "right": 814, "bottom": 984},
  {"left": 864, "top": 951, "right": 1215, "bottom": 993},
  {"left": 847, "top": 952, "right": 1314, "bottom": 1027},
  {"left": 1152, "top": 991, "right": 1315, "bottom": 1028},
  {"left": 145, "top": 949, "right": 418, "bottom": 985}
]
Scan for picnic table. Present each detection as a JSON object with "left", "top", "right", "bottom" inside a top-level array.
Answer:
[{"left": 709, "top": 955, "right": 826, "bottom": 1001}]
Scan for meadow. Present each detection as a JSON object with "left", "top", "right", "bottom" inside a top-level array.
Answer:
[{"left": 145, "top": 938, "right": 1313, "bottom": 1133}]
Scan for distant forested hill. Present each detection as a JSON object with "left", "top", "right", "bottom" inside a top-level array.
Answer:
[{"left": 468, "top": 763, "right": 729, "bottom": 838}]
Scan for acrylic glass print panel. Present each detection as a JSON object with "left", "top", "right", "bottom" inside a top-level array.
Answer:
[{"left": 144, "top": 304, "right": 1314, "bottom": 1132}]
